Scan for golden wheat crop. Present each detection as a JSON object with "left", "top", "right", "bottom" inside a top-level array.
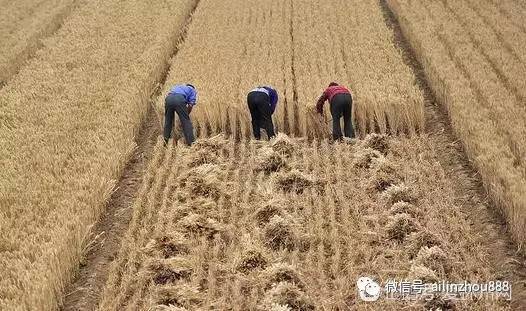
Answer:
[
  {"left": 386, "top": 0, "right": 526, "bottom": 253},
  {"left": 292, "top": 0, "right": 424, "bottom": 137},
  {"left": 160, "top": 0, "right": 424, "bottom": 142},
  {"left": 466, "top": 0, "right": 526, "bottom": 65},
  {"left": 0, "top": 0, "right": 79, "bottom": 86},
  {"left": 156, "top": 0, "right": 293, "bottom": 141},
  {"left": 0, "top": 0, "right": 197, "bottom": 310},
  {"left": 444, "top": 0, "right": 526, "bottom": 103},
  {"left": 488, "top": 0, "right": 526, "bottom": 36},
  {"left": 98, "top": 134, "right": 511, "bottom": 310}
]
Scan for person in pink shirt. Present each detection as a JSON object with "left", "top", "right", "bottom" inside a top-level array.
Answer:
[{"left": 316, "top": 82, "right": 355, "bottom": 140}]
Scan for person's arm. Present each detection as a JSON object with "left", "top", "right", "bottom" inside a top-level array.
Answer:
[
  {"left": 187, "top": 87, "right": 197, "bottom": 114},
  {"left": 269, "top": 88, "right": 278, "bottom": 114},
  {"left": 316, "top": 89, "right": 328, "bottom": 114},
  {"left": 187, "top": 87, "right": 197, "bottom": 106}
]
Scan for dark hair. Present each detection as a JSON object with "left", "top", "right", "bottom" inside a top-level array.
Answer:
[
  {"left": 186, "top": 83, "right": 195, "bottom": 89},
  {"left": 329, "top": 82, "right": 339, "bottom": 87}
]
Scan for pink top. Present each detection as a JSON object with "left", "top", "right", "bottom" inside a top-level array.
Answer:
[{"left": 316, "top": 85, "right": 351, "bottom": 113}]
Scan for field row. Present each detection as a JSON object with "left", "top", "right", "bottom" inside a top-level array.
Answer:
[
  {"left": 99, "top": 134, "right": 512, "bottom": 310},
  {"left": 385, "top": 0, "right": 526, "bottom": 253},
  {"left": 160, "top": 0, "right": 424, "bottom": 141},
  {"left": 0, "top": 0, "right": 197, "bottom": 310},
  {"left": 292, "top": 0, "right": 424, "bottom": 137},
  {"left": 0, "top": 0, "right": 80, "bottom": 85}
]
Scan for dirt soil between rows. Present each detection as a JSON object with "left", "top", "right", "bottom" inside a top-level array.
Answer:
[
  {"left": 61, "top": 107, "right": 160, "bottom": 311},
  {"left": 60, "top": 1, "right": 201, "bottom": 309}
]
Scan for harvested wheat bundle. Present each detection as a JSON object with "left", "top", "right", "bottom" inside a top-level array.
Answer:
[
  {"left": 260, "top": 282, "right": 314, "bottom": 311},
  {"left": 235, "top": 249, "right": 269, "bottom": 274},
  {"left": 150, "top": 305, "right": 189, "bottom": 311},
  {"left": 192, "top": 134, "right": 229, "bottom": 152},
  {"left": 413, "top": 246, "right": 450, "bottom": 276},
  {"left": 255, "top": 147, "right": 288, "bottom": 174},
  {"left": 234, "top": 236, "right": 269, "bottom": 273},
  {"left": 305, "top": 105, "right": 331, "bottom": 139},
  {"left": 381, "top": 183, "right": 416, "bottom": 205},
  {"left": 143, "top": 232, "right": 190, "bottom": 259},
  {"left": 253, "top": 198, "right": 291, "bottom": 227},
  {"left": 273, "top": 169, "right": 323, "bottom": 194},
  {"left": 385, "top": 213, "right": 418, "bottom": 241},
  {"left": 271, "top": 133, "right": 295, "bottom": 157},
  {"left": 408, "top": 264, "right": 439, "bottom": 283},
  {"left": 150, "top": 284, "right": 202, "bottom": 309},
  {"left": 179, "top": 164, "right": 225, "bottom": 200},
  {"left": 367, "top": 157, "right": 399, "bottom": 192},
  {"left": 187, "top": 149, "right": 219, "bottom": 167},
  {"left": 144, "top": 257, "right": 193, "bottom": 285},
  {"left": 260, "top": 263, "right": 305, "bottom": 290},
  {"left": 169, "top": 198, "right": 220, "bottom": 222},
  {"left": 177, "top": 213, "right": 225, "bottom": 239},
  {"left": 362, "top": 133, "right": 390, "bottom": 155},
  {"left": 188, "top": 135, "right": 229, "bottom": 167},
  {"left": 423, "top": 294, "right": 456, "bottom": 311},
  {"left": 267, "top": 304, "right": 292, "bottom": 311},
  {"left": 263, "top": 215, "right": 299, "bottom": 251},
  {"left": 353, "top": 147, "right": 383, "bottom": 169},
  {"left": 406, "top": 230, "right": 444, "bottom": 259},
  {"left": 389, "top": 201, "right": 420, "bottom": 217},
  {"left": 369, "top": 154, "right": 395, "bottom": 172}
]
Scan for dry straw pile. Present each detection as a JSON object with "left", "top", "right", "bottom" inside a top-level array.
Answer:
[
  {"left": 387, "top": 0, "right": 526, "bottom": 252},
  {"left": 0, "top": 0, "right": 197, "bottom": 309},
  {"left": 98, "top": 134, "right": 512, "bottom": 310}
]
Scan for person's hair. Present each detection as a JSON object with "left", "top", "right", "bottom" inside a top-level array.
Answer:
[
  {"left": 186, "top": 83, "right": 195, "bottom": 89},
  {"left": 329, "top": 82, "right": 339, "bottom": 87}
]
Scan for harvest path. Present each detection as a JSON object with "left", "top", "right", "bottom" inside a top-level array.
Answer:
[{"left": 60, "top": 0, "right": 526, "bottom": 310}]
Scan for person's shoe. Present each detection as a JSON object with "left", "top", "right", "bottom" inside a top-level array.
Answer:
[{"left": 163, "top": 138, "right": 169, "bottom": 147}]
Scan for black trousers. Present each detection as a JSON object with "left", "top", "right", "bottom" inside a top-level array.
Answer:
[
  {"left": 164, "top": 94, "right": 195, "bottom": 145},
  {"left": 330, "top": 93, "right": 354, "bottom": 140},
  {"left": 247, "top": 91, "right": 275, "bottom": 140}
]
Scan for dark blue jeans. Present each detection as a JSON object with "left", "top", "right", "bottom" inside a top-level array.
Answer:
[
  {"left": 164, "top": 94, "right": 194, "bottom": 145},
  {"left": 330, "top": 93, "right": 354, "bottom": 140},
  {"left": 247, "top": 91, "right": 275, "bottom": 140}
]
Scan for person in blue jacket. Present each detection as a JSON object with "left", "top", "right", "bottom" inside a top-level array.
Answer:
[
  {"left": 164, "top": 83, "right": 197, "bottom": 146},
  {"left": 247, "top": 86, "right": 278, "bottom": 140}
]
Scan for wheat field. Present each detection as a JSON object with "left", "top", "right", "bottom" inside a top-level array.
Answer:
[
  {"left": 0, "top": 0, "right": 197, "bottom": 309},
  {"left": 0, "top": 0, "right": 79, "bottom": 86},
  {"left": 386, "top": 0, "right": 526, "bottom": 254},
  {"left": 0, "top": 0, "right": 525, "bottom": 310}
]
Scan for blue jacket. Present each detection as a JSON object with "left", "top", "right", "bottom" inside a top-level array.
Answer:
[
  {"left": 263, "top": 86, "right": 278, "bottom": 113},
  {"left": 168, "top": 84, "right": 197, "bottom": 105},
  {"left": 252, "top": 86, "right": 278, "bottom": 113}
]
